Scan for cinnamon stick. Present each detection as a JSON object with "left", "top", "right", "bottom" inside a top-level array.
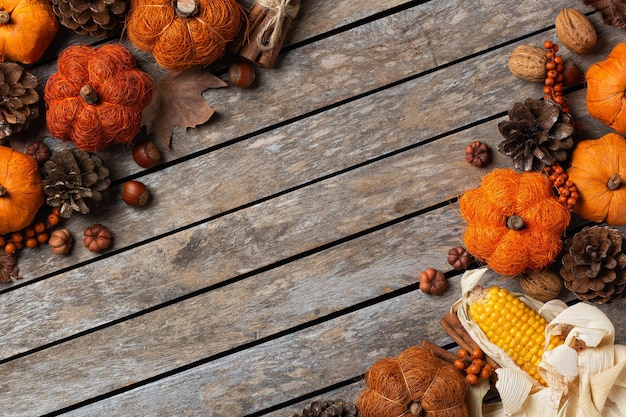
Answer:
[
  {"left": 234, "top": 0, "right": 300, "bottom": 68},
  {"left": 440, "top": 312, "right": 499, "bottom": 369},
  {"left": 420, "top": 340, "right": 458, "bottom": 365}
]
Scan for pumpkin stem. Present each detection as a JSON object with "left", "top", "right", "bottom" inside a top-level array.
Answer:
[
  {"left": 608, "top": 173, "right": 621, "bottom": 191},
  {"left": 506, "top": 214, "right": 525, "bottom": 230},
  {"left": 175, "top": 0, "right": 198, "bottom": 17},
  {"left": 408, "top": 402, "right": 423, "bottom": 416},
  {"left": 80, "top": 85, "right": 99, "bottom": 105},
  {"left": 0, "top": 185, "right": 5, "bottom": 196},
  {"left": 0, "top": 11, "right": 9, "bottom": 25}
]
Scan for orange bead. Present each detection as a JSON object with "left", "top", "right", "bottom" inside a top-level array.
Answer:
[
  {"left": 37, "top": 233, "right": 49, "bottom": 244},
  {"left": 25, "top": 238, "right": 38, "bottom": 249},
  {"left": 547, "top": 69, "right": 558, "bottom": 79},
  {"left": 567, "top": 197, "right": 577, "bottom": 207},
  {"left": 545, "top": 61, "right": 556, "bottom": 70},
  {"left": 47, "top": 213, "right": 60, "bottom": 226},
  {"left": 544, "top": 40, "right": 554, "bottom": 49},
  {"left": 554, "top": 55, "right": 563, "bottom": 63},
  {"left": 34, "top": 222, "right": 46, "bottom": 234},
  {"left": 553, "top": 165, "right": 564, "bottom": 175},
  {"left": 10, "top": 232, "right": 23, "bottom": 243},
  {"left": 4, "top": 242, "right": 16, "bottom": 254}
]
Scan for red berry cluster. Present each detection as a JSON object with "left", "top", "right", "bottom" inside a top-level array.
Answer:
[
  {"left": 453, "top": 348, "right": 494, "bottom": 386},
  {"left": 543, "top": 41, "right": 570, "bottom": 114},
  {"left": 544, "top": 163, "right": 579, "bottom": 208},
  {"left": 0, "top": 209, "right": 62, "bottom": 254}
]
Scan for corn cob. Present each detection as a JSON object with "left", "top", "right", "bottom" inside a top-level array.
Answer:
[{"left": 467, "top": 286, "right": 564, "bottom": 385}]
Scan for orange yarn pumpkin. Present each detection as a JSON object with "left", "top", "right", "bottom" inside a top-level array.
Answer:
[
  {"left": 459, "top": 168, "right": 570, "bottom": 276},
  {"left": 357, "top": 346, "right": 468, "bottom": 417},
  {"left": 0, "top": 0, "right": 59, "bottom": 64},
  {"left": 567, "top": 133, "right": 626, "bottom": 226},
  {"left": 586, "top": 42, "right": 626, "bottom": 134},
  {"left": 126, "top": 0, "right": 242, "bottom": 70},
  {"left": 0, "top": 145, "right": 44, "bottom": 234},
  {"left": 44, "top": 44, "right": 154, "bottom": 152}
]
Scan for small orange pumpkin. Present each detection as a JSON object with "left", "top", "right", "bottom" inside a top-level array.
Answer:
[
  {"left": 459, "top": 168, "right": 570, "bottom": 276},
  {"left": 126, "top": 0, "right": 242, "bottom": 70},
  {"left": 567, "top": 133, "right": 626, "bottom": 225},
  {"left": 357, "top": 346, "right": 468, "bottom": 417},
  {"left": 586, "top": 42, "right": 626, "bottom": 134},
  {"left": 0, "top": 145, "right": 44, "bottom": 235},
  {"left": 44, "top": 44, "right": 154, "bottom": 152},
  {"left": 0, "top": 0, "right": 59, "bottom": 64}
]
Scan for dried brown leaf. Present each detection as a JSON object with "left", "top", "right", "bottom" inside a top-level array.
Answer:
[
  {"left": 141, "top": 67, "right": 228, "bottom": 149},
  {"left": 580, "top": 0, "right": 626, "bottom": 28}
]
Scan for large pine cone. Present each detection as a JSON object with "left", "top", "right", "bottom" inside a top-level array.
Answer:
[
  {"left": 497, "top": 98, "right": 574, "bottom": 171},
  {"left": 560, "top": 225, "right": 626, "bottom": 304},
  {"left": 42, "top": 149, "right": 111, "bottom": 218},
  {"left": 0, "top": 63, "right": 39, "bottom": 141},
  {"left": 292, "top": 399, "right": 360, "bottom": 417},
  {"left": 51, "top": 0, "right": 128, "bottom": 37}
]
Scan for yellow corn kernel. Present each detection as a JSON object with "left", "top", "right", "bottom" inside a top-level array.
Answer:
[{"left": 467, "top": 286, "right": 564, "bottom": 385}]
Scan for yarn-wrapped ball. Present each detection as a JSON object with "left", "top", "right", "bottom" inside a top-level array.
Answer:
[
  {"left": 44, "top": 44, "right": 154, "bottom": 151},
  {"left": 126, "top": 0, "right": 242, "bottom": 70},
  {"left": 459, "top": 168, "right": 570, "bottom": 276},
  {"left": 357, "top": 346, "right": 468, "bottom": 417}
]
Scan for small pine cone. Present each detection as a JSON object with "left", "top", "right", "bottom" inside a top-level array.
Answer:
[
  {"left": 497, "top": 98, "right": 574, "bottom": 171},
  {"left": 51, "top": 0, "right": 128, "bottom": 37},
  {"left": 42, "top": 149, "right": 111, "bottom": 218},
  {"left": 292, "top": 399, "right": 360, "bottom": 417},
  {"left": 0, "top": 252, "right": 20, "bottom": 283},
  {"left": 25, "top": 141, "right": 51, "bottom": 164},
  {"left": 560, "top": 225, "right": 626, "bottom": 304},
  {"left": 0, "top": 63, "right": 39, "bottom": 142}
]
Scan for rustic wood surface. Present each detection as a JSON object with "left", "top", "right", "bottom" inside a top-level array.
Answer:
[{"left": 1, "top": 0, "right": 625, "bottom": 416}]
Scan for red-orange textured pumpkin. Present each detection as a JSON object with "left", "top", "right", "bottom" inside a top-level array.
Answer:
[
  {"left": 44, "top": 44, "right": 154, "bottom": 152},
  {"left": 567, "top": 133, "right": 626, "bottom": 225},
  {"left": 0, "top": 0, "right": 59, "bottom": 64},
  {"left": 357, "top": 346, "right": 468, "bottom": 417},
  {"left": 0, "top": 145, "right": 44, "bottom": 234},
  {"left": 586, "top": 42, "right": 626, "bottom": 134},
  {"left": 126, "top": 0, "right": 242, "bottom": 70},
  {"left": 459, "top": 168, "right": 570, "bottom": 276}
]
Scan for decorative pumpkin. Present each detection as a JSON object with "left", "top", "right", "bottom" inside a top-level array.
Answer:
[
  {"left": 44, "top": 44, "right": 154, "bottom": 152},
  {"left": 586, "top": 42, "right": 626, "bottom": 134},
  {"left": 459, "top": 168, "right": 570, "bottom": 276},
  {"left": 126, "top": 0, "right": 242, "bottom": 70},
  {"left": 567, "top": 133, "right": 626, "bottom": 225},
  {"left": 0, "top": 0, "right": 59, "bottom": 64},
  {"left": 0, "top": 145, "right": 45, "bottom": 235},
  {"left": 357, "top": 346, "right": 468, "bottom": 417}
]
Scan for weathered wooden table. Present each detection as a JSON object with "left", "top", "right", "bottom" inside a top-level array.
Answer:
[{"left": 2, "top": 0, "right": 625, "bottom": 415}]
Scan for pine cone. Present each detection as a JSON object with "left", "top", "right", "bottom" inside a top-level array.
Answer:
[
  {"left": 292, "top": 399, "right": 360, "bottom": 417},
  {"left": 0, "top": 63, "right": 39, "bottom": 142},
  {"left": 497, "top": 98, "right": 574, "bottom": 171},
  {"left": 42, "top": 149, "right": 111, "bottom": 218},
  {"left": 51, "top": 0, "right": 128, "bottom": 37},
  {"left": 560, "top": 225, "right": 626, "bottom": 304}
]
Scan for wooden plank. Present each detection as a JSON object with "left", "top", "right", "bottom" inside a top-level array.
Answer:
[
  {"left": 9, "top": 14, "right": 618, "bottom": 283},
  {"left": 0, "top": 70, "right": 615, "bottom": 359},
  {"left": 60, "top": 274, "right": 626, "bottom": 417},
  {"left": 15, "top": 0, "right": 593, "bottom": 179}
]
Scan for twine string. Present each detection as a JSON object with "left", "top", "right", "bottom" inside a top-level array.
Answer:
[{"left": 255, "top": 0, "right": 299, "bottom": 51}]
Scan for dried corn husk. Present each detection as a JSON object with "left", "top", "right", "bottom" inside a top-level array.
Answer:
[{"left": 453, "top": 268, "right": 626, "bottom": 417}]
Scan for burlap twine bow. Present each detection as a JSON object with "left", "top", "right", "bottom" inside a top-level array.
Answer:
[{"left": 255, "top": 0, "right": 300, "bottom": 51}]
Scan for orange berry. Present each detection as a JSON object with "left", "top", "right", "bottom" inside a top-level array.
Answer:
[
  {"left": 47, "top": 213, "right": 60, "bottom": 226},
  {"left": 4, "top": 242, "right": 17, "bottom": 254},
  {"left": 34, "top": 222, "right": 46, "bottom": 234},
  {"left": 37, "top": 233, "right": 49, "bottom": 244}
]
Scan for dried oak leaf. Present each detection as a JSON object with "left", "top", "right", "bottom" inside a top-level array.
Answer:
[
  {"left": 141, "top": 67, "right": 228, "bottom": 149},
  {"left": 580, "top": 0, "right": 626, "bottom": 28}
]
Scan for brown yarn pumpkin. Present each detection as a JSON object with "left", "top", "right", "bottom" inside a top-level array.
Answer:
[
  {"left": 126, "top": 0, "right": 242, "bottom": 70},
  {"left": 357, "top": 346, "right": 468, "bottom": 417},
  {"left": 44, "top": 44, "right": 154, "bottom": 152}
]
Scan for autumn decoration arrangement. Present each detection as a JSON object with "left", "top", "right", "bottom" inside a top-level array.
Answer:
[
  {"left": 0, "top": 0, "right": 300, "bottom": 272},
  {"left": 1, "top": 1, "right": 626, "bottom": 416},
  {"left": 292, "top": 4, "right": 626, "bottom": 417}
]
